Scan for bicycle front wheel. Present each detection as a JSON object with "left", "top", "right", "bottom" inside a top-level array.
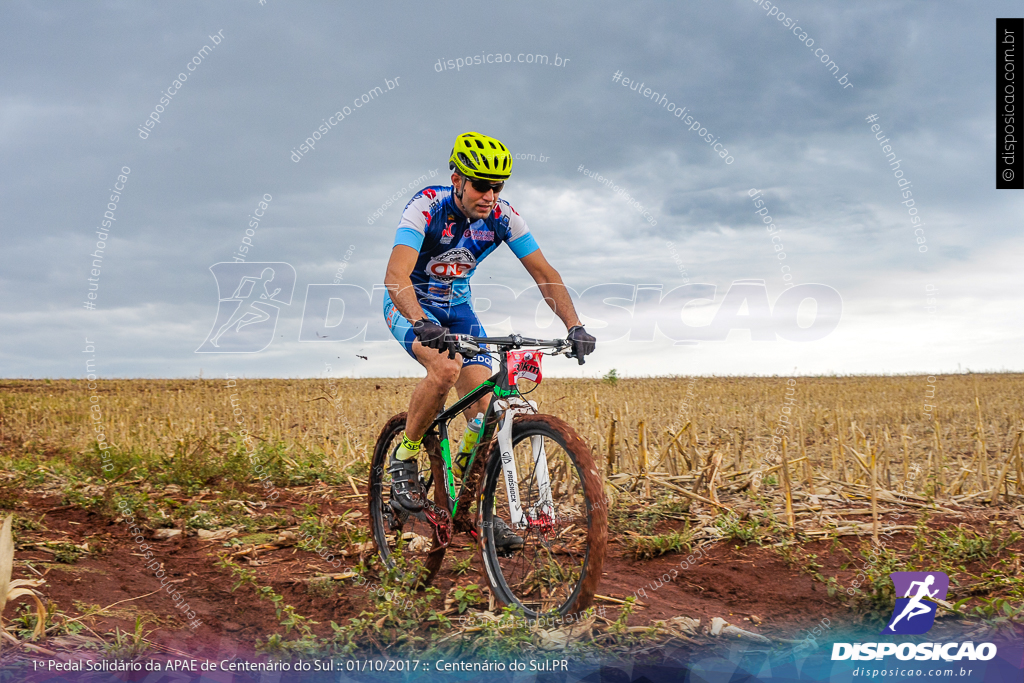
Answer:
[{"left": 480, "top": 414, "right": 607, "bottom": 620}]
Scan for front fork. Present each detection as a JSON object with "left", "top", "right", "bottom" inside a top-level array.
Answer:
[
  {"left": 494, "top": 399, "right": 555, "bottom": 529},
  {"left": 433, "top": 396, "right": 555, "bottom": 534}
]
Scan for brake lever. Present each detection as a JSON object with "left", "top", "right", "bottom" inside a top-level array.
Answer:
[
  {"left": 560, "top": 339, "right": 587, "bottom": 365},
  {"left": 444, "top": 333, "right": 459, "bottom": 360},
  {"left": 562, "top": 343, "right": 585, "bottom": 365}
]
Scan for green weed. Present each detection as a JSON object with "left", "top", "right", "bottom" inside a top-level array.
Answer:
[
  {"left": 328, "top": 550, "right": 441, "bottom": 655},
  {"left": 952, "top": 597, "right": 1024, "bottom": 637},
  {"left": 431, "top": 605, "right": 535, "bottom": 659},
  {"left": 102, "top": 616, "right": 152, "bottom": 659},
  {"left": 451, "top": 556, "right": 473, "bottom": 576},
  {"left": 621, "top": 530, "right": 692, "bottom": 560},
  {"left": 306, "top": 577, "right": 337, "bottom": 599},
  {"left": 843, "top": 543, "right": 912, "bottom": 622},
  {"left": 609, "top": 495, "right": 688, "bottom": 535},
  {"left": 49, "top": 542, "right": 83, "bottom": 564},
  {"left": 714, "top": 512, "right": 762, "bottom": 545},
  {"left": 930, "top": 526, "right": 1021, "bottom": 564},
  {"left": 450, "top": 584, "right": 485, "bottom": 614},
  {"left": 218, "top": 556, "right": 320, "bottom": 653}
]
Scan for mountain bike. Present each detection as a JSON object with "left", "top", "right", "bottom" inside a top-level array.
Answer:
[{"left": 368, "top": 333, "right": 608, "bottom": 620}]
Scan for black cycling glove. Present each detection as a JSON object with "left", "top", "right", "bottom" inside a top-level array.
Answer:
[
  {"left": 567, "top": 325, "right": 596, "bottom": 364},
  {"left": 413, "top": 318, "right": 456, "bottom": 359}
]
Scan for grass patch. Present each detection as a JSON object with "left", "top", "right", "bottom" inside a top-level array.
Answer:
[
  {"left": 621, "top": 529, "right": 692, "bottom": 560},
  {"left": 238, "top": 532, "right": 278, "bottom": 545},
  {"left": 714, "top": 512, "right": 763, "bottom": 545},
  {"left": 450, "top": 556, "right": 473, "bottom": 576},
  {"left": 925, "top": 525, "right": 1021, "bottom": 564},
  {"left": 609, "top": 496, "right": 688, "bottom": 536}
]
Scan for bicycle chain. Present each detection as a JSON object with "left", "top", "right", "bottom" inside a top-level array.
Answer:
[{"left": 422, "top": 498, "right": 453, "bottom": 548}]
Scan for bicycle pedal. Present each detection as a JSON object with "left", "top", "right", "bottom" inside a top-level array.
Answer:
[{"left": 387, "top": 499, "right": 410, "bottom": 530}]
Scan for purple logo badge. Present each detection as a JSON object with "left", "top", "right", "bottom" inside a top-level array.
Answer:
[{"left": 882, "top": 571, "right": 949, "bottom": 635}]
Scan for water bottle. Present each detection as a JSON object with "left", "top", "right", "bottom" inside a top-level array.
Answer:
[{"left": 454, "top": 413, "right": 484, "bottom": 479}]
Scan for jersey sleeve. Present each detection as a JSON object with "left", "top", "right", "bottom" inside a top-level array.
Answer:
[
  {"left": 502, "top": 201, "right": 539, "bottom": 258},
  {"left": 393, "top": 194, "right": 432, "bottom": 251}
]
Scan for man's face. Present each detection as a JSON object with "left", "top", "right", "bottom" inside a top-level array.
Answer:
[{"left": 452, "top": 172, "right": 500, "bottom": 220}]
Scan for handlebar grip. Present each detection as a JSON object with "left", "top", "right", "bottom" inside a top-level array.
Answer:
[{"left": 565, "top": 348, "right": 586, "bottom": 365}]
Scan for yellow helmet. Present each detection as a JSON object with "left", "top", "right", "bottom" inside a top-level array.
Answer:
[{"left": 448, "top": 132, "right": 513, "bottom": 181}]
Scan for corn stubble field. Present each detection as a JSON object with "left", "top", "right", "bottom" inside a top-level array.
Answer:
[{"left": 0, "top": 373, "right": 1022, "bottom": 664}]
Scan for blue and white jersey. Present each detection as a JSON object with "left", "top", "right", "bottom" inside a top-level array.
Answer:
[{"left": 393, "top": 185, "right": 539, "bottom": 306}]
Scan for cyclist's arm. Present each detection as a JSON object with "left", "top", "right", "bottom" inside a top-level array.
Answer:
[
  {"left": 519, "top": 249, "right": 583, "bottom": 330},
  {"left": 384, "top": 245, "right": 428, "bottom": 322}
]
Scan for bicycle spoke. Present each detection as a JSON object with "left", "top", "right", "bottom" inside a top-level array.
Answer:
[
  {"left": 489, "top": 428, "right": 589, "bottom": 613},
  {"left": 369, "top": 420, "right": 448, "bottom": 576}
]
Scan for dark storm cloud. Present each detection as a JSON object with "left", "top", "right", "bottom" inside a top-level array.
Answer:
[{"left": 1, "top": 0, "right": 1022, "bottom": 377}]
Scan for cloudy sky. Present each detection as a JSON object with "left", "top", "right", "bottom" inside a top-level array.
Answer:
[{"left": 2, "top": 0, "right": 1021, "bottom": 379}]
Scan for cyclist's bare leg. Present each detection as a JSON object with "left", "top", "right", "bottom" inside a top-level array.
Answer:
[
  {"left": 405, "top": 340, "right": 462, "bottom": 441},
  {"left": 454, "top": 363, "right": 492, "bottom": 423}
]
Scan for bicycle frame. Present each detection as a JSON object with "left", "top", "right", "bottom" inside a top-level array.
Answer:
[{"left": 425, "top": 346, "right": 555, "bottom": 529}]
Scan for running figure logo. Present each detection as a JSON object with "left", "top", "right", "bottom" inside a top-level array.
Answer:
[
  {"left": 882, "top": 571, "right": 949, "bottom": 635},
  {"left": 196, "top": 262, "right": 296, "bottom": 353}
]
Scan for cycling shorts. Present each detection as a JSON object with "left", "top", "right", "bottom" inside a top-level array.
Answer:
[{"left": 382, "top": 290, "right": 492, "bottom": 369}]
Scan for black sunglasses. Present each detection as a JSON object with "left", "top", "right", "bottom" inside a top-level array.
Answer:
[{"left": 468, "top": 178, "right": 504, "bottom": 193}]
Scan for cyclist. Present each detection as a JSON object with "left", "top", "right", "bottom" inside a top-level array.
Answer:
[{"left": 382, "top": 132, "right": 596, "bottom": 551}]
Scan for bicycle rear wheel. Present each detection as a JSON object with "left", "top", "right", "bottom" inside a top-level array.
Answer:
[
  {"left": 368, "top": 413, "right": 450, "bottom": 585},
  {"left": 480, "top": 414, "right": 607, "bottom": 619}
]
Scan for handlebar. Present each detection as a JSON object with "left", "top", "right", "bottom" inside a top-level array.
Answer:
[{"left": 444, "top": 333, "right": 583, "bottom": 364}]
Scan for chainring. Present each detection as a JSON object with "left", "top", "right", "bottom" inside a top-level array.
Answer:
[{"left": 422, "top": 498, "right": 453, "bottom": 548}]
